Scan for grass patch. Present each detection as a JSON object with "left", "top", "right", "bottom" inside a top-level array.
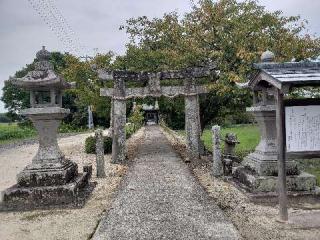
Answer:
[
  {"left": 201, "top": 124, "right": 260, "bottom": 160},
  {"left": 177, "top": 124, "right": 260, "bottom": 160},
  {"left": 0, "top": 122, "right": 89, "bottom": 145},
  {"left": 0, "top": 123, "right": 36, "bottom": 144}
]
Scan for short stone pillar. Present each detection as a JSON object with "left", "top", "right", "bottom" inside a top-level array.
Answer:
[
  {"left": 112, "top": 78, "right": 126, "bottom": 164},
  {"left": 184, "top": 78, "right": 201, "bottom": 159},
  {"left": 0, "top": 47, "right": 91, "bottom": 210},
  {"left": 95, "top": 129, "right": 106, "bottom": 178},
  {"left": 212, "top": 125, "right": 223, "bottom": 177}
]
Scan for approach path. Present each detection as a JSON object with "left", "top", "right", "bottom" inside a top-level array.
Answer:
[{"left": 92, "top": 125, "right": 240, "bottom": 240}]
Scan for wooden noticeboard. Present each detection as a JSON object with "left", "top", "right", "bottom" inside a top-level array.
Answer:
[
  {"left": 285, "top": 105, "right": 320, "bottom": 153},
  {"left": 284, "top": 98, "right": 320, "bottom": 158}
]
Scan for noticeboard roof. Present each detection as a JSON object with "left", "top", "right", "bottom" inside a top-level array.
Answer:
[{"left": 247, "top": 61, "right": 320, "bottom": 91}]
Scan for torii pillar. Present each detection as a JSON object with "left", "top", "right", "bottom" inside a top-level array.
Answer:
[
  {"left": 184, "top": 78, "right": 201, "bottom": 159},
  {"left": 112, "top": 78, "right": 126, "bottom": 163}
]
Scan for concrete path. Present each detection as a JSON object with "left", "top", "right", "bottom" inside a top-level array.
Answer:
[{"left": 92, "top": 126, "right": 240, "bottom": 240}]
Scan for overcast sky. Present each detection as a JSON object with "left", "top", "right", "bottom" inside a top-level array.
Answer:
[{"left": 0, "top": 0, "right": 319, "bottom": 113}]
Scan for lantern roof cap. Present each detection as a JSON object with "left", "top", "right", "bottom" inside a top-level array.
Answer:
[
  {"left": 261, "top": 50, "right": 275, "bottom": 63},
  {"left": 9, "top": 46, "right": 73, "bottom": 91}
]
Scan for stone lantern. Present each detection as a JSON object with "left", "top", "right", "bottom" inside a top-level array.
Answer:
[{"left": 1, "top": 47, "right": 92, "bottom": 210}]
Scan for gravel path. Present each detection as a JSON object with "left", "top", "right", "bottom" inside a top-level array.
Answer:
[{"left": 92, "top": 126, "right": 240, "bottom": 240}]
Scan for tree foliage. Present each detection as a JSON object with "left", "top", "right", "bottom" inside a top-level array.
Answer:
[
  {"left": 117, "top": 0, "right": 320, "bottom": 129},
  {"left": 61, "top": 52, "right": 114, "bottom": 127}
]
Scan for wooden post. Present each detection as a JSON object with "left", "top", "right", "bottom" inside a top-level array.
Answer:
[{"left": 275, "top": 88, "right": 288, "bottom": 222}]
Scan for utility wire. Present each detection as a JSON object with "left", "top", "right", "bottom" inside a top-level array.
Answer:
[{"left": 27, "top": 0, "right": 83, "bottom": 55}]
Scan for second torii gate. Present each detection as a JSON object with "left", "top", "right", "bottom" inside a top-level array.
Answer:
[{"left": 98, "top": 67, "right": 214, "bottom": 163}]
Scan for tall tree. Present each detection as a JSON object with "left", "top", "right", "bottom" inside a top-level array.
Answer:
[{"left": 117, "top": 0, "right": 320, "bottom": 129}]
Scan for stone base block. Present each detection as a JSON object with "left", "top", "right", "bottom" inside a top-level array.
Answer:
[
  {"left": 17, "top": 160, "right": 78, "bottom": 187},
  {"left": 234, "top": 166, "right": 316, "bottom": 193},
  {"left": 0, "top": 166, "right": 93, "bottom": 211},
  {"left": 244, "top": 153, "right": 299, "bottom": 176}
]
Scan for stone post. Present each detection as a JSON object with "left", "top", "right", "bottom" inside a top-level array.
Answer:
[
  {"left": 112, "top": 78, "right": 126, "bottom": 163},
  {"left": 95, "top": 129, "right": 106, "bottom": 178},
  {"left": 212, "top": 125, "right": 223, "bottom": 177},
  {"left": 184, "top": 78, "right": 201, "bottom": 159}
]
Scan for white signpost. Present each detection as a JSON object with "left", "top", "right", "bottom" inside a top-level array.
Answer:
[{"left": 285, "top": 105, "right": 320, "bottom": 152}]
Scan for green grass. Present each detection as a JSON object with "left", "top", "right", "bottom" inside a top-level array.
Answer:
[
  {"left": 177, "top": 124, "right": 260, "bottom": 160},
  {"left": 0, "top": 123, "right": 36, "bottom": 144},
  {"left": 0, "top": 122, "right": 89, "bottom": 145},
  {"left": 201, "top": 124, "right": 260, "bottom": 160}
]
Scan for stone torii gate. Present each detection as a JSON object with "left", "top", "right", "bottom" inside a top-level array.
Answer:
[{"left": 98, "top": 67, "right": 214, "bottom": 163}]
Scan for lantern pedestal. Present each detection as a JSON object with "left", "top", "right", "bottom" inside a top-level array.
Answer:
[{"left": 17, "top": 108, "right": 78, "bottom": 187}]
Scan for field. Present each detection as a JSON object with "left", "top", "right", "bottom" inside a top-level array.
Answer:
[{"left": 0, "top": 123, "right": 36, "bottom": 144}]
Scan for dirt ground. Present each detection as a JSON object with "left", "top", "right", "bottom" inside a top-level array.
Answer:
[
  {"left": 162, "top": 126, "right": 320, "bottom": 240},
  {"left": 0, "top": 128, "right": 145, "bottom": 240}
]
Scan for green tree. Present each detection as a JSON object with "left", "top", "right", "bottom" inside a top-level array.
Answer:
[
  {"left": 128, "top": 104, "right": 144, "bottom": 131},
  {"left": 117, "top": 0, "right": 320, "bottom": 129},
  {"left": 61, "top": 53, "right": 114, "bottom": 127}
]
